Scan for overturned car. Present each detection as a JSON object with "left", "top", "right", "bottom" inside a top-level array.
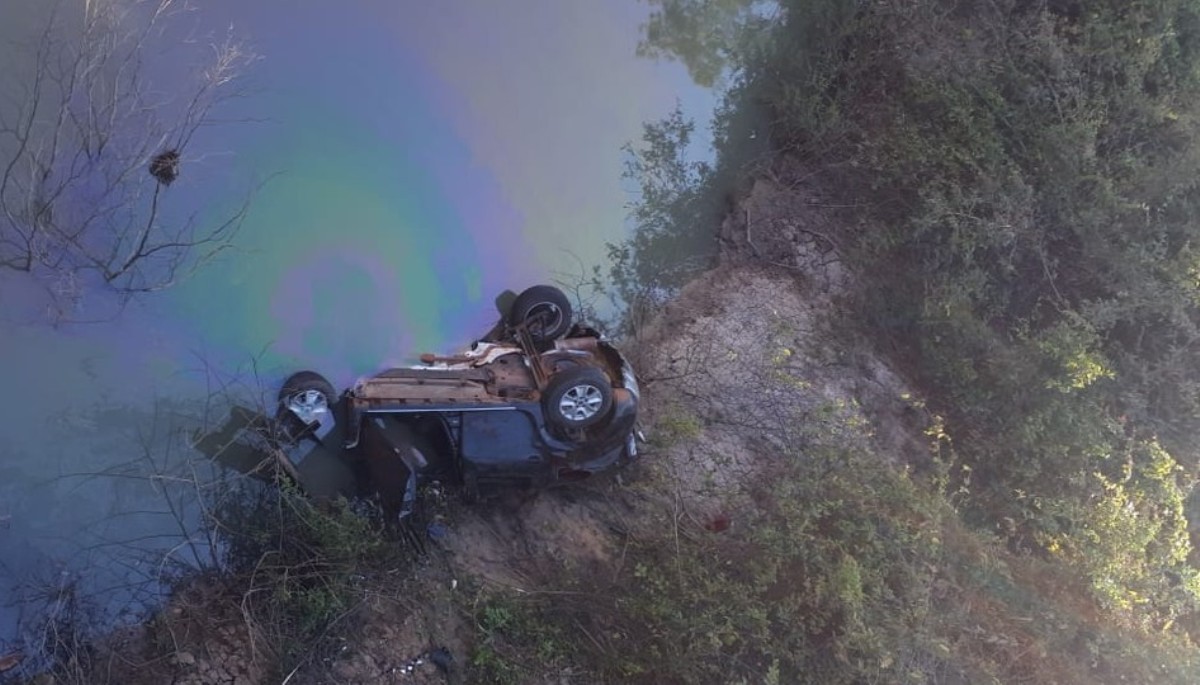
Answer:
[{"left": 197, "top": 285, "right": 640, "bottom": 520}]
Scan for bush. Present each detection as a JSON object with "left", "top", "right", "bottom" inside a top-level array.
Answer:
[
  {"left": 211, "top": 479, "right": 404, "bottom": 677},
  {"left": 718, "top": 0, "right": 1200, "bottom": 630},
  {"left": 626, "top": 0, "right": 1200, "bottom": 652}
]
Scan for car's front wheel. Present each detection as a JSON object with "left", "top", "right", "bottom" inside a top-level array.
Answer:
[
  {"left": 542, "top": 366, "right": 613, "bottom": 430},
  {"left": 278, "top": 370, "right": 336, "bottom": 425}
]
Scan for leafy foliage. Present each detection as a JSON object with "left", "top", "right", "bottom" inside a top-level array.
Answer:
[
  {"left": 469, "top": 435, "right": 1200, "bottom": 683},
  {"left": 617, "top": 0, "right": 1200, "bottom": 668},
  {"left": 615, "top": 451, "right": 949, "bottom": 684},
  {"left": 636, "top": 0, "right": 764, "bottom": 87},
  {"left": 465, "top": 594, "right": 573, "bottom": 685},
  {"left": 213, "top": 480, "right": 403, "bottom": 676},
  {"left": 607, "top": 104, "right": 720, "bottom": 334}
]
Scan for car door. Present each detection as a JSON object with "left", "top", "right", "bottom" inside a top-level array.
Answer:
[
  {"left": 360, "top": 415, "right": 428, "bottom": 519},
  {"left": 459, "top": 409, "right": 549, "bottom": 487}
]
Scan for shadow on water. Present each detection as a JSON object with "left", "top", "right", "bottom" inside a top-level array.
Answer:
[
  {"left": 0, "top": 350, "right": 328, "bottom": 654},
  {"left": 0, "top": 387, "right": 368, "bottom": 676}
]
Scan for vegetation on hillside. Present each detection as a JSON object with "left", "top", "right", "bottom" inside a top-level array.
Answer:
[
  {"left": 531, "top": 0, "right": 1200, "bottom": 680},
  {"left": 7, "top": 407, "right": 414, "bottom": 685},
  {"left": 18, "top": 2, "right": 1200, "bottom": 683}
]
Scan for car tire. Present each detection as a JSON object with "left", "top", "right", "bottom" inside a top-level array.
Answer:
[
  {"left": 542, "top": 366, "right": 613, "bottom": 430},
  {"left": 278, "top": 370, "right": 336, "bottom": 425},
  {"left": 509, "top": 285, "right": 573, "bottom": 343}
]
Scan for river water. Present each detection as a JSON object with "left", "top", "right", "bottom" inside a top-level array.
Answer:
[{"left": 0, "top": 0, "right": 712, "bottom": 646}]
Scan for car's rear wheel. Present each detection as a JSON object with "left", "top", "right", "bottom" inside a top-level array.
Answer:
[
  {"left": 542, "top": 366, "right": 613, "bottom": 430},
  {"left": 278, "top": 370, "right": 336, "bottom": 425},
  {"left": 509, "top": 285, "right": 573, "bottom": 343}
]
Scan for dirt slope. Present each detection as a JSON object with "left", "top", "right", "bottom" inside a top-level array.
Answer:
[
  {"left": 28, "top": 174, "right": 939, "bottom": 685},
  {"left": 310, "top": 175, "right": 936, "bottom": 683}
]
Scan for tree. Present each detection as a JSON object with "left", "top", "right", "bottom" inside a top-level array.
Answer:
[
  {"left": 607, "top": 103, "right": 717, "bottom": 336},
  {"left": 0, "top": 0, "right": 257, "bottom": 314},
  {"left": 636, "top": 0, "right": 764, "bottom": 87}
]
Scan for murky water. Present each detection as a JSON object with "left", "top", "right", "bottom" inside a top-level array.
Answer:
[{"left": 0, "top": 0, "right": 712, "bottom": 645}]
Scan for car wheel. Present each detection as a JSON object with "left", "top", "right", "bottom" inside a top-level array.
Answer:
[
  {"left": 278, "top": 370, "right": 336, "bottom": 425},
  {"left": 509, "top": 285, "right": 573, "bottom": 343},
  {"left": 542, "top": 366, "right": 613, "bottom": 430}
]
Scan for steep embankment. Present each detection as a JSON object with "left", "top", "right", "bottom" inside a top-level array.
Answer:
[
  {"left": 426, "top": 175, "right": 1199, "bottom": 683},
  {"left": 26, "top": 174, "right": 1199, "bottom": 684}
]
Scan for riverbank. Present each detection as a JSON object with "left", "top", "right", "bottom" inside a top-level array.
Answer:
[{"left": 14, "top": 164, "right": 1199, "bottom": 682}]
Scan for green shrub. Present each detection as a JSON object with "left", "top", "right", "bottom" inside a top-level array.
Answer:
[
  {"left": 213, "top": 480, "right": 402, "bottom": 675},
  {"left": 735, "top": 0, "right": 1200, "bottom": 629},
  {"left": 624, "top": 0, "right": 1200, "bottom": 668},
  {"left": 466, "top": 594, "right": 572, "bottom": 684}
]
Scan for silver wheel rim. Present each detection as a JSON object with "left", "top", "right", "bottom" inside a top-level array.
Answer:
[
  {"left": 286, "top": 389, "right": 329, "bottom": 424},
  {"left": 526, "top": 303, "right": 563, "bottom": 337},
  {"left": 559, "top": 383, "right": 603, "bottom": 422}
]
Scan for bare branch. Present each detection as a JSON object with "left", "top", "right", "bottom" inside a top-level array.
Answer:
[{"left": 0, "top": 0, "right": 259, "bottom": 317}]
